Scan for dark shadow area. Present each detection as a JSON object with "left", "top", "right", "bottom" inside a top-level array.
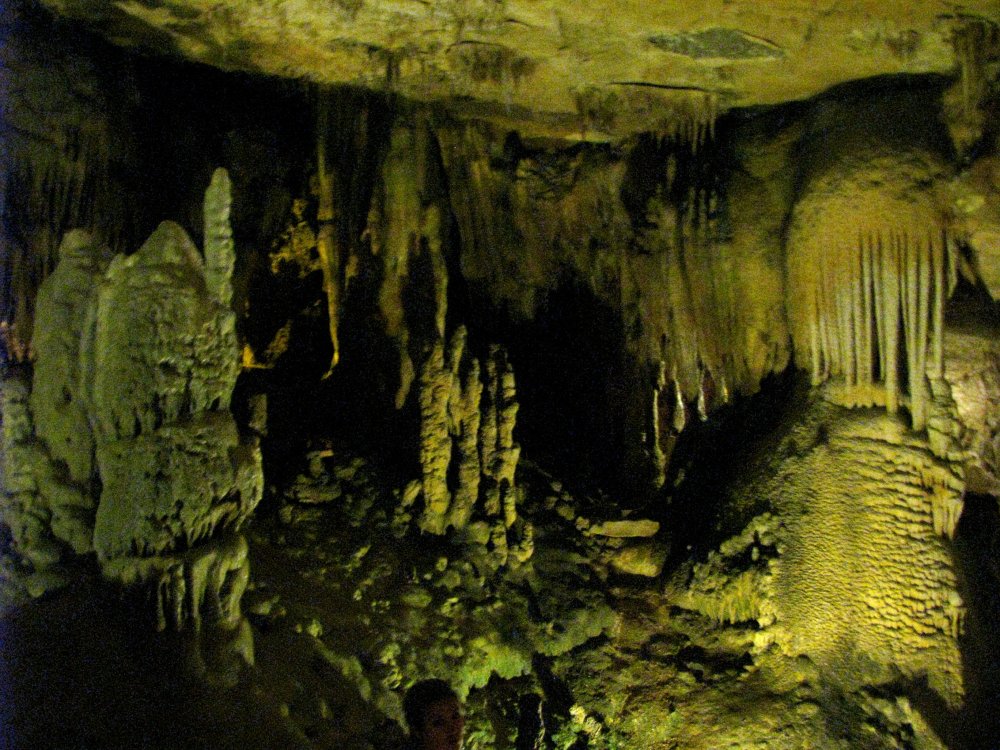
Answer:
[
  {"left": 663, "top": 368, "right": 809, "bottom": 560},
  {"left": 473, "top": 277, "right": 627, "bottom": 495},
  {"left": 953, "top": 492, "right": 1000, "bottom": 749},
  {"left": 0, "top": 578, "right": 308, "bottom": 750}
]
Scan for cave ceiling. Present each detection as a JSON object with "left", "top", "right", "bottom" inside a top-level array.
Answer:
[{"left": 39, "top": 0, "right": 1000, "bottom": 138}]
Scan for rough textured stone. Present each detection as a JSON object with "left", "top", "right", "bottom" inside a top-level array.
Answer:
[
  {"left": 610, "top": 542, "right": 667, "bottom": 577},
  {"left": 29, "top": 231, "right": 109, "bottom": 485},
  {"left": 36, "top": 0, "right": 999, "bottom": 139},
  {"left": 86, "top": 220, "right": 238, "bottom": 443},
  {"left": 590, "top": 519, "right": 660, "bottom": 538}
]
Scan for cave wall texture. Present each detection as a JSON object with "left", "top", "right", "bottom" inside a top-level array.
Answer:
[{"left": 1, "top": 0, "right": 1000, "bottom": 748}]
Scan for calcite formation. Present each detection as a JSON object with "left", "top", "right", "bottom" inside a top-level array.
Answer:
[
  {"left": 32, "top": 0, "right": 1000, "bottom": 141},
  {"left": 672, "top": 402, "right": 968, "bottom": 712},
  {"left": 1, "top": 168, "right": 262, "bottom": 633},
  {"left": 367, "top": 116, "right": 449, "bottom": 408},
  {"left": 413, "top": 325, "right": 527, "bottom": 566},
  {"left": 1, "top": 1, "right": 1000, "bottom": 746},
  {"left": 787, "top": 147, "right": 955, "bottom": 430}
]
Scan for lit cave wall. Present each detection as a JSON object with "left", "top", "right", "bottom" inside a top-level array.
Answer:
[{"left": 0, "top": 1, "right": 999, "bottom": 749}]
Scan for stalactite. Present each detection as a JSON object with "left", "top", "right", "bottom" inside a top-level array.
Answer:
[
  {"left": 315, "top": 91, "right": 343, "bottom": 374},
  {"left": 943, "top": 18, "right": 1000, "bottom": 152},
  {"left": 369, "top": 117, "right": 448, "bottom": 408},
  {"left": 954, "top": 18, "right": 999, "bottom": 120},
  {"left": 105, "top": 534, "right": 251, "bottom": 632}
]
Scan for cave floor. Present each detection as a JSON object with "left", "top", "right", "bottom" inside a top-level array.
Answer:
[{"left": 1, "top": 413, "right": 992, "bottom": 749}]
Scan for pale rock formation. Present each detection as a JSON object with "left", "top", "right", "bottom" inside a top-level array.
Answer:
[
  {"left": 609, "top": 542, "right": 668, "bottom": 578},
  {"left": 942, "top": 331, "right": 1000, "bottom": 497},
  {"left": 413, "top": 325, "right": 530, "bottom": 565},
  {"left": 1, "top": 168, "right": 262, "bottom": 633},
  {"left": 84, "top": 219, "right": 238, "bottom": 445},
  {"left": 367, "top": 118, "right": 448, "bottom": 408},
  {"left": 3, "top": 232, "right": 109, "bottom": 565},
  {"left": 35, "top": 0, "right": 1000, "bottom": 142},
  {"left": 94, "top": 412, "right": 260, "bottom": 558},
  {"left": 479, "top": 344, "right": 520, "bottom": 523},
  {"left": 589, "top": 519, "right": 660, "bottom": 538},
  {"left": 104, "top": 533, "right": 251, "bottom": 634},
  {"left": 787, "top": 147, "right": 955, "bottom": 431},
  {"left": 29, "top": 230, "right": 110, "bottom": 485},
  {"left": 672, "top": 402, "right": 968, "bottom": 710},
  {"left": 775, "top": 411, "right": 966, "bottom": 703},
  {"left": 953, "top": 147, "right": 1000, "bottom": 300},
  {"left": 942, "top": 18, "right": 1000, "bottom": 156},
  {"left": 88, "top": 170, "right": 262, "bottom": 632},
  {"left": 1, "top": 377, "right": 75, "bottom": 573}
]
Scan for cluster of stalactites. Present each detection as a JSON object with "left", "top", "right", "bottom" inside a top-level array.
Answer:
[
  {"left": 801, "top": 229, "right": 956, "bottom": 431},
  {"left": 103, "top": 534, "right": 251, "bottom": 633},
  {"left": 576, "top": 85, "right": 717, "bottom": 152},
  {"left": 662, "top": 90, "right": 718, "bottom": 155},
  {"left": 366, "top": 118, "right": 448, "bottom": 408}
]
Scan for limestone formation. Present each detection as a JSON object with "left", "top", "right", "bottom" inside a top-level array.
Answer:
[
  {"left": 3, "top": 5, "right": 1000, "bottom": 745},
  {"left": 34, "top": 0, "right": 1000, "bottom": 141},
  {"left": 86, "top": 172, "right": 261, "bottom": 631},
  {"left": 1, "top": 375, "right": 80, "bottom": 574},
  {"left": 84, "top": 219, "right": 239, "bottom": 445},
  {"left": 943, "top": 18, "right": 1000, "bottom": 155},
  {"left": 787, "top": 148, "right": 955, "bottom": 431},
  {"left": 0, "top": 168, "right": 261, "bottom": 630},
  {"left": 479, "top": 345, "right": 520, "bottom": 523},
  {"left": 315, "top": 93, "right": 343, "bottom": 373},
  {"left": 367, "top": 118, "right": 449, "bottom": 408},
  {"left": 412, "top": 325, "right": 528, "bottom": 563},
  {"left": 29, "top": 230, "right": 110, "bottom": 485},
  {"left": 774, "top": 410, "right": 967, "bottom": 703},
  {"left": 104, "top": 533, "right": 251, "bottom": 633}
]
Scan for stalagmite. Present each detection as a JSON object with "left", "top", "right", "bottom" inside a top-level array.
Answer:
[
  {"left": 412, "top": 325, "right": 523, "bottom": 562},
  {"left": 480, "top": 345, "right": 520, "bottom": 522},
  {"left": 447, "top": 332, "right": 483, "bottom": 531},
  {"left": 203, "top": 168, "right": 235, "bottom": 309},
  {"left": 417, "top": 335, "right": 454, "bottom": 535}
]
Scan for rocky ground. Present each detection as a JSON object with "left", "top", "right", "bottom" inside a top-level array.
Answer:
[{"left": 1, "top": 384, "right": 994, "bottom": 749}]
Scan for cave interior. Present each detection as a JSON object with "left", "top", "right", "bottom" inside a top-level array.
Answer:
[{"left": 1, "top": 1, "right": 1000, "bottom": 748}]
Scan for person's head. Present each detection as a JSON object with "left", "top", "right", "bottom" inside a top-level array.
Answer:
[{"left": 403, "top": 679, "right": 464, "bottom": 750}]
